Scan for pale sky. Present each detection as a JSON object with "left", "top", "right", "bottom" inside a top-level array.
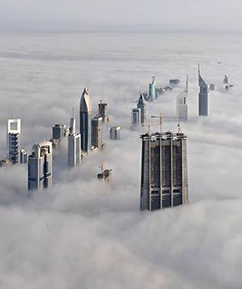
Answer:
[{"left": 0, "top": 0, "right": 242, "bottom": 31}]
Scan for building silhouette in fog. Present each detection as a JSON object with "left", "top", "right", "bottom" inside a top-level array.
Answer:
[
  {"left": 91, "top": 115, "right": 103, "bottom": 150},
  {"left": 7, "top": 119, "right": 21, "bottom": 164},
  {"left": 98, "top": 101, "right": 107, "bottom": 122},
  {"left": 140, "top": 130, "right": 188, "bottom": 211},
  {"left": 110, "top": 126, "right": 121, "bottom": 140},
  {"left": 137, "top": 94, "right": 146, "bottom": 125},
  {"left": 198, "top": 66, "right": 209, "bottom": 116},
  {"left": 28, "top": 141, "right": 52, "bottom": 191},
  {"left": 80, "top": 88, "right": 92, "bottom": 152}
]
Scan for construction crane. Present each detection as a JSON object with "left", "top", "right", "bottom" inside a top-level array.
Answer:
[
  {"left": 97, "top": 162, "right": 112, "bottom": 181},
  {"left": 143, "top": 113, "right": 182, "bottom": 134}
]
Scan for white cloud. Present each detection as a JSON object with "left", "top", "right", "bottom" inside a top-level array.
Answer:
[{"left": 0, "top": 31, "right": 242, "bottom": 288}]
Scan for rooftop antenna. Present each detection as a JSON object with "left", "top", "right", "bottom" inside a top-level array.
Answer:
[{"left": 198, "top": 64, "right": 200, "bottom": 76}]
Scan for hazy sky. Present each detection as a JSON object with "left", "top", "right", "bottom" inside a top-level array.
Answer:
[{"left": 1, "top": 0, "right": 242, "bottom": 31}]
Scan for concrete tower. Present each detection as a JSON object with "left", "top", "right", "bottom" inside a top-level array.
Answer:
[
  {"left": 137, "top": 94, "right": 146, "bottom": 125},
  {"left": 177, "top": 76, "right": 188, "bottom": 121},
  {"left": 198, "top": 66, "right": 209, "bottom": 116},
  {"left": 80, "top": 88, "right": 92, "bottom": 152},
  {"left": 131, "top": 108, "right": 141, "bottom": 127},
  {"left": 28, "top": 141, "right": 53, "bottom": 191},
  {"left": 68, "top": 113, "right": 81, "bottom": 167},
  {"left": 110, "top": 126, "right": 121, "bottom": 140},
  {"left": 140, "top": 130, "right": 188, "bottom": 211},
  {"left": 149, "top": 76, "right": 156, "bottom": 101},
  {"left": 7, "top": 119, "right": 21, "bottom": 164},
  {"left": 91, "top": 115, "right": 103, "bottom": 150},
  {"left": 98, "top": 101, "right": 107, "bottom": 122}
]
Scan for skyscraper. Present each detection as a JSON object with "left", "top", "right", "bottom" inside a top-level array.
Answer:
[
  {"left": 98, "top": 101, "right": 107, "bottom": 122},
  {"left": 68, "top": 115, "right": 81, "bottom": 167},
  {"left": 137, "top": 94, "right": 146, "bottom": 125},
  {"left": 131, "top": 108, "right": 141, "bottom": 127},
  {"left": 28, "top": 141, "right": 53, "bottom": 191},
  {"left": 177, "top": 76, "right": 188, "bottom": 121},
  {"left": 91, "top": 116, "right": 103, "bottom": 150},
  {"left": 149, "top": 76, "right": 156, "bottom": 101},
  {"left": 198, "top": 66, "right": 209, "bottom": 116},
  {"left": 80, "top": 88, "right": 92, "bottom": 152},
  {"left": 140, "top": 130, "right": 188, "bottom": 211},
  {"left": 51, "top": 123, "right": 68, "bottom": 149},
  {"left": 52, "top": 124, "right": 68, "bottom": 139},
  {"left": 110, "top": 126, "right": 121, "bottom": 140},
  {"left": 7, "top": 119, "right": 21, "bottom": 164}
]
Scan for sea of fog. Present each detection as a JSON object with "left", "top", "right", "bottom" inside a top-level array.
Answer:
[{"left": 0, "top": 31, "right": 242, "bottom": 288}]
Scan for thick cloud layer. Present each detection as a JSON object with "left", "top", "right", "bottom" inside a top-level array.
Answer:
[{"left": 0, "top": 32, "right": 242, "bottom": 288}]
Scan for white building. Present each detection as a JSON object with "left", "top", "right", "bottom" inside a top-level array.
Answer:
[
  {"left": 7, "top": 119, "right": 21, "bottom": 164},
  {"left": 68, "top": 116, "right": 81, "bottom": 167},
  {"left": 28, "top": 141, "right": 53, "bottom": 191}
]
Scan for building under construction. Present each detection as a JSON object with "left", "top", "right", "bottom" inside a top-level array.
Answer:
[{"left": 140, "top": 130, "right": 188, "bottom": 211}]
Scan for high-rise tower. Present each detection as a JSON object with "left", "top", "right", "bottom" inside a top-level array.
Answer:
[
  {"left": 80, "top": 88, "right": 92, "bottom": 152},
  {"left": 28, "top": 141, "right": 53, "bottom": 191},
  {"left": 68, "top": 113, "right": 81, "bottom": 167},
  {"left": 131, "top": 108, "right": 141, "bottom": 127},
  {"left": 177, "top": 76, "right": 188, "bottom": 121},
  {"left": 140, "top": 130, "right": 188, "bottom": 211},
  {"left": 91, "top": 116, "right": 103, "bottom": 150},
  {"left": 149, "top": 76, "right": 156, "bottom": 101},
  {"left": 137, "top": 94, "right": 146, "bottom": 125},
  {"left": 198, "top": 66, "right": 209, "bottom": 116},
  {"left": 7, "top": 119, "right": 21, "bottom": 164},
  {"left": 98, "top": 101, "right": 107, "bottom": 122}
]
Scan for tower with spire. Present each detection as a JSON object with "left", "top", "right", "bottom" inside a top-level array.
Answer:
[{"left": 80, "top": 88, "right": 92, "bottom": 152}]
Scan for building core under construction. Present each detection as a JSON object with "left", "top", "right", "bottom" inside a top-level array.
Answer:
[{"left": 140, "top": 130, "right": 188, "bottom": 211}]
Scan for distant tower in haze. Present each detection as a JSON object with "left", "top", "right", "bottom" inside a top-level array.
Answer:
[
  {"left": 198, "top": 65, "right": 209, "bottom": 116},
  {"left": 68, "top": 111, "right": 81, "bottom": 167},
  {"left": 28, "top": 141, "right": 52, "bottom": 191},
  {"left": 177, "top": 76, "right": 188, "bottom": 121},
  {"left": 98, "top": 101, "right": 107, "bottom": 122},
  {"left": 80, "top": 88, "right": 92, "bottom": 152},
  {"left": 110, "top": 126, "right": 121, "bottom": 140},
  {"left": 7, "top": 118, "right": 21, "bottom": 164},
  {"left": 137, "top": 94, "right": 146, "bottom": 125},
  {"left": 140, "top": 130, "right": 188, "bottom": 211},
  {"left": 51, "top": 123, "right": 68, "bottom": 149},
  {"left": 91, "top": 115, "right": 103, "bottom": 150},
  {"left": 131, "top": 108, "right": 141, "bottom": 127},
  {"left": 149, "top": 76, "right": 156, "bottom": 101}
]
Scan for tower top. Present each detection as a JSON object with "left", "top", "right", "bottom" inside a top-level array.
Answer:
[{"left": 80, "top": 88, "right": 92, "bottom": 112}]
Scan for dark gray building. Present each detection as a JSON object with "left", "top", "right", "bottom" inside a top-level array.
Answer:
[
  {"left": 140, "top": 131, "right": 188, "bottom": 211},
  {"left": 28, "top": 141, "right": 52, "bottom": 191},
  {"left": 80, "top": 88, "right": 92, "bottom": 152},
  {"left": 91, "top": 116, "right": 103, "bottom": 150},
  {"left": 198, "top": 66, "right": 209, "bottom": 116}
]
